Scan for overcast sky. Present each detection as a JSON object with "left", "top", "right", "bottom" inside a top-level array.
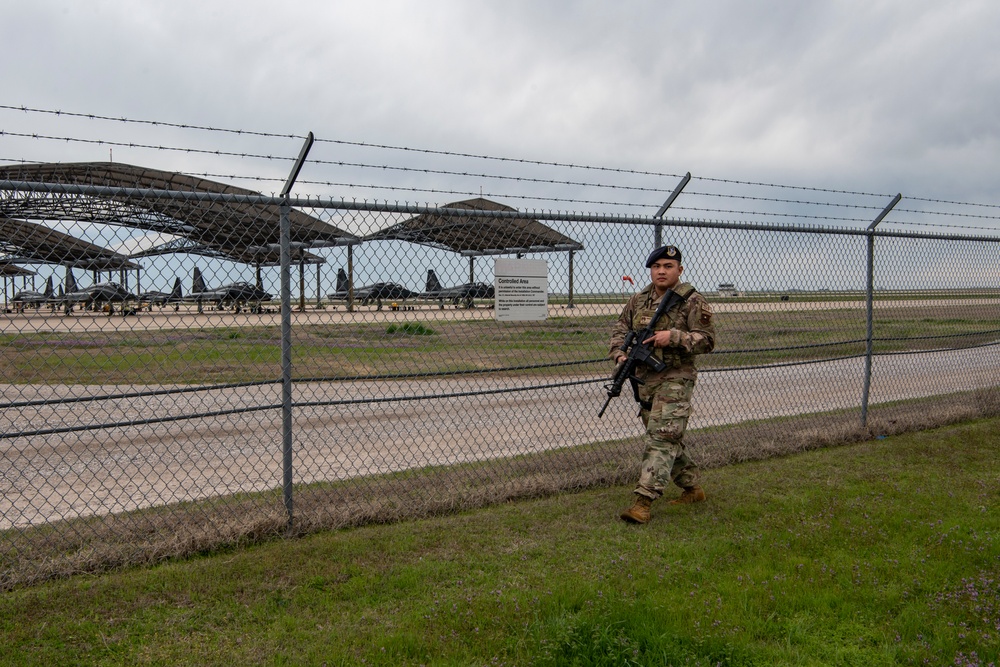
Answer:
[{"left": 3, "top": 0, "right": 1000, "bottom": 228}]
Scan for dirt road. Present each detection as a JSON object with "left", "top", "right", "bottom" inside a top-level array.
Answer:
[{"left": 2, "top": 344, "right": 997, "bottom": 528}]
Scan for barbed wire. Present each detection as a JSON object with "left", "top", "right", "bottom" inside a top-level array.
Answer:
[
  {"left": 874, "top": 219, "right": 1000, "bottom": 232},
  {"left": 0, "top": 130, "right": 806, "bottom": 198},
  {"left": 897, "top": 195, "right": 1000, "bottom": 210},
  {"left": 313, "top": 138, "right": 693, "bottom": 183},
  {"left": 21, "top": 102, "right": 972, "bottom": 209},
  {"left": 3, "top": 157, "right": 1000, "bottom": 233},
  {"left": 897, "top": 205, "right": 1000, "bottom": 219},
  {"left": 677, "top": 207, "right": 1000, "bottom": 232},
  {"left": 691, "top": 174, "right": 889, "bottom": 199},
  {"left": 212, "top": 173, "right": 657, "bottom": 211},
  {"left": 685, "top": 190, "right": 886, "bottom": 211},
  {"left": 665, "top": 206, "right": 998, "bottom": 230},
  {"left": 91, "top": 166, "right": 1000, "bottom": 226},
  {"left": 176, "top": 173, "right": 1000, "bottom": 227},
  {"left": 675, "top": 206, "right": 872, "bottom": 224},
  {"left": 280, "top": 180, "right": 657, "bottom": 211},
  {"left": 0, "top": 130, "right": 889, "bottom": 203},
  {"left": 0, "top": 156, "right": 44, "bottom": 165},
  {"left": 0, "top": 103, "right": 944, "bottom": 204},
  {"left": 3, "top": 103, "right": 1000, "bottom": 223},
  {"left": 683, "top": 191, "right": 1000, "bottom": 219},
  {"left": 0, "top": 104, "right": 300, "bottom": 140},
  {"left": 0, "top": 130, "right": 296, "bottom": 163},
  {"left": 0, "top": 104, "right": 688, "bottom": 179},
  {"left": 5, "top": 146, "right": 997, "bottom": 228}
]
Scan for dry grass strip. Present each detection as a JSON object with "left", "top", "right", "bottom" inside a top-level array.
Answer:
[{"left": 3, "top": 387, "right": 998, "bottom": 591}]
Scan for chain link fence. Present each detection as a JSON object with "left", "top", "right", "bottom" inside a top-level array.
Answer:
[{"left": 1, "top": 169, "right": 999, "bottom": 589}]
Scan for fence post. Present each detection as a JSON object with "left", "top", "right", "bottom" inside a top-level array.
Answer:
[
  {"left": 567, "top": 249, "right": 575, "bottom": 309},
  {"left": 316, "top": 264, "right": 322, "bottom": 308},
  {"left": 279, "top": 202, "right": 294, "bottom": 528},
  {"left": 861, "top": 193, "right": 901, "bottom": 428},
  {"left": 347, "top": 244, "right": 355, "bottom": 312},
  {"left": 278, "top": 132, "right": 314, "bottom": 531},
  {"left": 654, "top": 171, "right": 691, "bottom": 247}
]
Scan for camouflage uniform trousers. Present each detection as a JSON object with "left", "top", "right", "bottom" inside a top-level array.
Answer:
[{"left": 635, "top": 376, "right": 699, "bottom": 500}]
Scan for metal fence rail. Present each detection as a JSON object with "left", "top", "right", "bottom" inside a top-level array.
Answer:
[{"left": 1, "top": 177, "right": 999, "bottom": 588}]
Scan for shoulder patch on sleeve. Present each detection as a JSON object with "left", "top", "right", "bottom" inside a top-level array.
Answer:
[{"left": 699, "top": 301, "right": 713, "bottom": 326}]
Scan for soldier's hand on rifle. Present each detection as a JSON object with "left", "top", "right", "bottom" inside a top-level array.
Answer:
[
  {"left": 643, "top": 329, "right": 675, "bottom": 348},
  {"left": 611, "top": 354, "right": 626, "bottom": 379}
]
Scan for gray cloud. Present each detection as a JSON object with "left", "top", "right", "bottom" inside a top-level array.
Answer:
[{"left": 3, "top": 0, "right": 1000, "bottom": 216}]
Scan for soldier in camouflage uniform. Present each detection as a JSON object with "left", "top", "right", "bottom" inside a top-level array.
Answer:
[{"left": 609, "top": 245, "right": 716, "bottom": 524}]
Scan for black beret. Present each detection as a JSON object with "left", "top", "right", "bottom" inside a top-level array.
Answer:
[{"left": 645, "top": 245, "right": 682, "bottom": 268}]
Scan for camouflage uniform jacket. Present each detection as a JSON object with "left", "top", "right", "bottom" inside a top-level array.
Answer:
[{"left": 608, "top": 282, "right": 716, "bottom": 382}]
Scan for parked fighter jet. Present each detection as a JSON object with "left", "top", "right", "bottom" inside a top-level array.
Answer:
[
  {"left": 61, "top": 280, "right": 138, "bottom": 316},
  {"left": 186, "top": 267, "right": 272, "bottom": 314},
  {"left": 12, "top": 276, "right": 55, "bottom": 312},
  {"left": 325, "top": 268, "right": 419, "bottom": 309},
  {"left": 139, "top": 277, "right": 184, "bottom": 311},
  {"left": 357, "top": 282, "right": 418, "bottom": 308},
  {"left": 326, "top": 268, "right": 351, "bottom": 301},
  {"left": 422, "top": 269, "right": 495, "bottom": 308}
]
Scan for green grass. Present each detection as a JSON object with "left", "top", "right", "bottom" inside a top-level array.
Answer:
[
  {"left": 3, "top": 301, "right": 999, "bottom": 384},
  {"left": 2, "top": 418, "right": 997, "bottom": 666},
  {"left": 385, "top": 322, "right": 436, "bottom": 336}
]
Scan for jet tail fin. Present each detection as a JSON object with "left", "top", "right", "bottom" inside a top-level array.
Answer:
[
  {"left": 336, "top": 268, "right": 349, "bottom": 294},
  {"left": 65, "top": 268, "right": 78, "bottom": 294},
  {"left": 192, "top": 267, "right": 206, "bottom": 294},
  {"left": 426, "top": 269, "right": 443, "bottom": 293},
  {"left": 44, "top": 276, "right": 54, "bottom": 298},
  {"left": 170, "top": 277, "right": 182, "bottom": 298}
]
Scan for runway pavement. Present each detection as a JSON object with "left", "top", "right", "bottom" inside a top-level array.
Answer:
[{"left": 2, "top": 297, "right": 996, "bottom": 334}]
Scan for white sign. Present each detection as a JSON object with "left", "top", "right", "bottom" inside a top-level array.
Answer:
[{"left": 494, "top": 258, "right": 548, "bottom": 321}]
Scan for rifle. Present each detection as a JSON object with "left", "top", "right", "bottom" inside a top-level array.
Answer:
[{"left": 598, "top": 288, "right": 684, "bottom": 418}]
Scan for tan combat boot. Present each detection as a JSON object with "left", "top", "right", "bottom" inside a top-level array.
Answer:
[
  {"left": 620, "top": 495, "right": 654, "bottom": 524},
  {"left": 668, "top": 486, "right": 706, "bottom": 505}
]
